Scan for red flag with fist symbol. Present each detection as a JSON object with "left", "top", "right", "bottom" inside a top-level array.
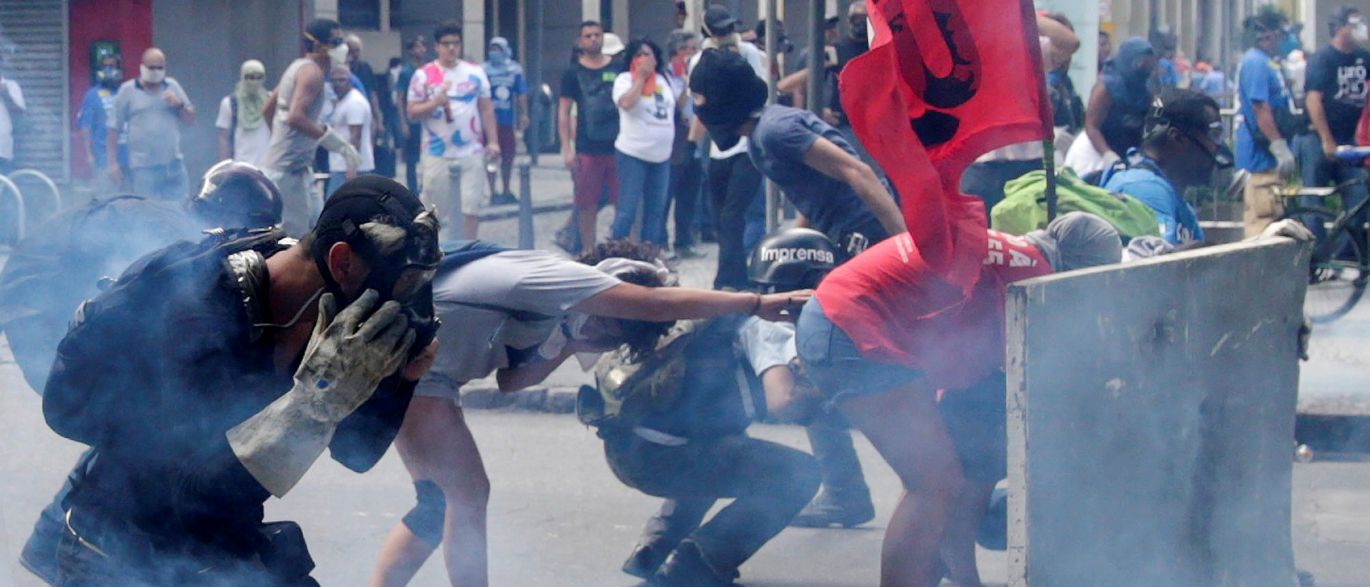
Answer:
[{"left": 840, "top": 0, "right": 1049, "bottom": 288}]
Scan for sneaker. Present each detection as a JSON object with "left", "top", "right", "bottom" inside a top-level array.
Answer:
[
  {"left": 622, "top": 542, "right": 670, "bottom": 580},
  {"left": 490, "top": 191, "right": 518, "bottom": 206},
  {"left": 789, "top": 491, "right": 876, "bottom": 529},
  {"left": 19, "top": 513, "right": 63, "bottom": 585},
  {"left": 651, "top": 540, "right": 737, "bottom": 587}
]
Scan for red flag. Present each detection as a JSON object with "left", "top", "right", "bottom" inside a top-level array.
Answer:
[{"left": 841, "top": 0, "right": 1049, "bottom": 287}]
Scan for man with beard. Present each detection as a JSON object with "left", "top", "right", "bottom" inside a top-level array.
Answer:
[
  {"left": 40, "top": 176, "right": 439, "bottom": 585},
  {"left": 262, "top": 18, "right": 363, "bottom": 236}
]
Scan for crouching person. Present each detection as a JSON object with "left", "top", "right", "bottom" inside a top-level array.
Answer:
[
  {"left": 585, "top": 229, "right": 834, "bottom": 587},
  {"left": 41, "top": 176, "right": 441, "bottom": 586}
]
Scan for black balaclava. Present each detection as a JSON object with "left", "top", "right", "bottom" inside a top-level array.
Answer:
[{"left": 689, "top": 48, "right": 768, "bottom": 149}]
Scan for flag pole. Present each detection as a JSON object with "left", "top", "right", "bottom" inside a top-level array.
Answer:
[{"left": 1043, "top": 135, "right": 1058, "bottom": 222}]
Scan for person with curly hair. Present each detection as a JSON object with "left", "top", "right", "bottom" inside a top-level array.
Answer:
[{"left": 369, "top": 239, "right": 809, "bottom": 587}]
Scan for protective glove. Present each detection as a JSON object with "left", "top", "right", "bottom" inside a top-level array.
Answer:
[
  {"left": 1260, "top": 218, "right": 1316, "bottom": 242},
  {"left": 227, "top": 290, "right": 415, "bottom": 497},
  {"left": 1269, "top": 139, "right": 1297, "bottom": 180},
  {"left": 319, "top": 125, "right": 363, "bottom": 170}
]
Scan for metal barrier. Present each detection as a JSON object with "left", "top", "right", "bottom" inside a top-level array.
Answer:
[
  {"left": 7, "top": 168, "right": 63, "bottom": 216},
  {"left": 0, "top": 174, "right": 27, "bottom": 242},
  {"left": 518, "top": 160, "right": 533, "bottom": 249}
]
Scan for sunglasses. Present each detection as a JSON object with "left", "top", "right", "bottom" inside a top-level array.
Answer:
[{"left": 244, "top": 74, "right": 265, "bottom": 80}]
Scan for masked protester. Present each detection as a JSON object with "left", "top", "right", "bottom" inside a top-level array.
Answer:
[
  {"left": 217, "top": 60, "right": 273, "bottom": 165},
  {"left": 367, "top": 240, "right": 807, "bottom": 587},
  {"left": 482, "top": 37, "right": 528, "bottom": 205},
  {"left": 34, "top": 176, "right": 437, "bottom": 586},
  {"left": 107, "top": 47, "right": 195, "bottom": 201},
  {"left": 6, "top": 161, "right": 283, "bottom": 584},
  {"left": 599, "top": 229, "right": 843, "bottom": 587},
  {"left": 1237, "top": 6, "right": 1302, "bottom": 237},
  {"left": 261, "top": 18, "right": 364, "bottom": 236},
  {"left": 1084, "top": 37, "right": 1157, "bottom": 162},
  {"left": 796, "top": 213, "right": 1121, "bottom": 586},
  {"left": 1297, "top": 6, "right": 1370, "bottom": 239},
  {"left": 77, "top": 52, "right": 128, "bottom": 192},
  {"left": 1100, "top": 90, "right": 1233, "bottom": 246}
]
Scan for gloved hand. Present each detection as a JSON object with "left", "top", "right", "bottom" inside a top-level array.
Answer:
[
  {"left": 1260, "top": 218, "right": 1316, "bottom": 242},
  {"left": 1269, "top": 139, "right": 1297, "bottom": 179},
  {"left": 227, "top": 290, "right": 415, "bottom": 496},
  {"left": 319, "top": 125, "right": 363, "bottom": 170}
]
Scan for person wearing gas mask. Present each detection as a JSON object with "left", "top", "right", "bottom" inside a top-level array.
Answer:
[
  {"left": 262, "top": 18, "right": 364, "bottom": 236},
  {"left": 1297, "top": 6, "right": 1370, "bottom": 238},
  {"left": 601, "top": 229, "right": 836, "bottom": 587},
  {"left": 39, "top": 176, "right": 440, "bottom": 586},
  {"left": 482, "top": 37, "right": 528, "bottom": 206},
  {"left": 689, "top": 48, "right": 905, "bottom": 528},
  {"left": 796, "top": 212, "right": 1122, "bottom": 587},
  {"left": 367, "top": 240, "right": 808, "bottom": 587},
  {"left": 217, "top": 60, "right": 273, "bottom": 166},
  {"left": 108, "top": 47, "right": 195, "bottom": 202},
  {"left": 1237, "top": 6, "right": 1302, "bottom": 237},
  {"left": 5, "top": 160, "right": 283, "bottom": 584},
  {"left": 77, "top": 52, "right": 128, "bottom": 194},
  {"left": 1100, "top": 89, "right": 1234, "bottom": 246}
]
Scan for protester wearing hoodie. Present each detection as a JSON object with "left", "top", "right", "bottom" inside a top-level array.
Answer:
[
  {"left": 483, "top": 37, "right": 528, "bottom": 205},
  {"left": 217, "top": 60, "right": 273, "bottom": 166},
  {"left": 1084, "top": 37, "right": 1157, "bottom": 161},
  {"left": 77, "top": 52, "right": 129, "bottom": 193}
]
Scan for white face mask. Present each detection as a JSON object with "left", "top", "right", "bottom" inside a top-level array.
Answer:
[
  {"left": 242, "top": 78, "right": 263, "bottom": 92},
  {"left": 328, "top": 43, "right": 350, "bottom": 68},
  {"left": 1354, "top": 22, "right": 1369, "bottom": 43},
  {"left": 140, "top": 64, "right": 165, "bottom": 84}
]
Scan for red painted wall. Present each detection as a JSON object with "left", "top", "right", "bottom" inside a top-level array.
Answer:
[{"left": 69, "top": 0, "right": 153, "bottom": 177}]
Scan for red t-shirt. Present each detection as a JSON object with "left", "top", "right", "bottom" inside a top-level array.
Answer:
[{"left": 816, "top": 229, "right": 1053, "bottom": 390}]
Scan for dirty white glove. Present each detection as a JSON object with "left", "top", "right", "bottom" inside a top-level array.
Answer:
[
  {"left": 319, "top": 125, "right": 362, "bottom": 170},
  {"left": 1260, "top": 218, "right": 1316, "bottom": 242},
  {"left": 227, "top": 290, "right": 414, "bottom": 497},
  {"left": 1269, "top": 139, "right": 1297, "bottom": 180}
]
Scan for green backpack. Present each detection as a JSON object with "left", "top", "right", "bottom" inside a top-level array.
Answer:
[{"left": 990, "top": 168, "right": 1160, "bottom": 240}]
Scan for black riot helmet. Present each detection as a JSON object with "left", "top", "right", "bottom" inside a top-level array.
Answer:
[
  {"left": 748, "top": 228, "right": 841, "bottom": 292},
  {"left": 307, "top": 175, "right": 443, "bottom": 354},
  {"left": 190, "top": 160, "right": 284, "bottom": 229}
]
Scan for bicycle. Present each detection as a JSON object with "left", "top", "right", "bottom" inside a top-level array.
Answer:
[{"left": 1278, "top": 176, "right": 1370, "bottom": 323}]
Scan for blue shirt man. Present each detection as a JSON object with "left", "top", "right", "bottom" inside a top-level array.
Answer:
[
  {"left": 1236, "top": 46, "right": 1290, "bottom": 172},
  {"left": 482, "top": 37, "right": 527, "bottom": 129},
  {"left": 1103, "top": 154, "right": 1204, "bottom": 245},
  {"left": 77, "top": 85, "right": 129, "bottom": 171}
]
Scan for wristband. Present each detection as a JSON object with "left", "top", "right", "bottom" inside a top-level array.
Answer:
[{"left": 749, "top": 292, "right": 762, "bottom": 315}]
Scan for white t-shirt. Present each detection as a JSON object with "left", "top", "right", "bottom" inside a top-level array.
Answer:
[
  {"left": 612, "top": 72, "right": 675, "bottom": 163},
  {"left": 326, "top": 88, "right": 375, "bottom": 172},
  {"left": 0, "top": 78, "right": 27, "bottom": 160},
  {"left": 687, "top": 39, "right": 768, "bottom": 159},
  {"left": 419, "top": 250, "right": 622, "bottom": 396},
  {"left": 215, "top": 95, "right": 272, "bottom": 166},
  {"left": 735, "top": 316, "right": 796, "bottom": 376},
  {"left": 407, "top": 60, "right": 491, "bottom": 159}
]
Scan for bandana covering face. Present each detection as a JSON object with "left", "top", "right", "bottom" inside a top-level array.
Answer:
[{"left": 235, "top": 60, "right": 269, "bottom": 131}]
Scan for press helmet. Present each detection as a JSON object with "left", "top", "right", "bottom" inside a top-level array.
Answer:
[
  {"left": 748, "top": 228, "right": 841, "bottom": 292},
  {"left": 189, "top": 160, "right": 284, "bottom": 229}
]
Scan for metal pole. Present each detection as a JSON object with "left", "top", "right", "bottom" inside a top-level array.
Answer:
[
  {"left": 526, "top": 0, "right": 544, "bottom": 166},
  {"left": 806, "top": 0, "right": 825, "bottom": 116},
  {"left": 518, "top": 160, "right": 535, "bottom": 249},
  {"left": 0, "top": 175, "right": 27, "bottom": 243},
  {"left": 764, "top": 0, "right": 780, "bottom": 232}
]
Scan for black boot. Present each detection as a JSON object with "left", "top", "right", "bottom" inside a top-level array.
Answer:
[
  {"left": 622, "top": 542, "right": 670, "bottom": 580},
  {"left": 789, "top": 490, "right": 876, "bottom": 528},
  {"left": 651, "top": 540, "right": 737, "bottom": 587}
]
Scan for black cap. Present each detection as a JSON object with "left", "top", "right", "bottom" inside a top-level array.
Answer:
[
  {"left": 703, "top": 4, "right": 738, "bottom": 36},
  {"left": 310, "top": 176, "right": 440, "bottom": 270}
]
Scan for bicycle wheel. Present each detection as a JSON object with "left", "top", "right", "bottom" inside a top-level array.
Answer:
[{"left": 1284, "top": 206, "right": 1367, "bottom": 323}]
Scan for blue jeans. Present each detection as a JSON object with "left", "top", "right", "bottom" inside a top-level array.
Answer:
[
  {"left": 129, "top": 160, "right": 189, "bottom": 202},
  {"left": 744, "top": 184, "right": 766, "bottom": 251},
  {"left": 795, "top": 297, "right": 922, "bottom": 405},
  {"left": 612, "top": 150, "right": 671, "bottom": 246}
]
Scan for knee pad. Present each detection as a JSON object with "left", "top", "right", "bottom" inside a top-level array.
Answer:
[{"left": 402, "top": 480, "right": 446, "bottom": 547}]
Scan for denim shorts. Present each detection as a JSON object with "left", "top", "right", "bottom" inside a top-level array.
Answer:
[
  {"left": 939, "top": 371, "right": 1008, "bottom": 483},
  {"left": 795, "top": 297, "right": 921, "bottom": 404}
]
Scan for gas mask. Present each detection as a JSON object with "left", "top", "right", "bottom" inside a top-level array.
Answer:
[
  {"left": 140, "top": 64, "right": 165, "bottom": 84},
  {"left": 97, "top": 66, "right": 121, "bottom": 88},
  {"left": 1353, "top": 18, "right": 1370, "bottom": 43}
]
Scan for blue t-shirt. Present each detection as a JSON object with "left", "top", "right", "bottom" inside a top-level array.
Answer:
[
  {"left": 483, "top": 61, "right": 527, "bottom": 128},
  {"left": 748, "top": 105, "right": 889, "bottom": 252},
  {"left": 77, "top": 85, "right": 129, "bottom": 169},
  {"left": 1156, "top": 58, "right": 1180, "bottom": 89},
  {"left": 1102, "top": 158, "right": 1203, "bottom": 245},
  {"left": 1236, "top": 47, "right": 1289, "bottom": 172}
]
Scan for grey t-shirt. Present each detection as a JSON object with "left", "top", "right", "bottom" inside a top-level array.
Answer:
[
  {"left": 735, "top": 316, "right": 796, "bottom": 377},
  {"left": 418, "top": 250, "right": 620, "bottom": 397},
  {"left": 110, "top": 78, "right": 192, "bottom": 168},
  {"left": 748, "top": 104, "right": 889, "bottom": 252}
]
